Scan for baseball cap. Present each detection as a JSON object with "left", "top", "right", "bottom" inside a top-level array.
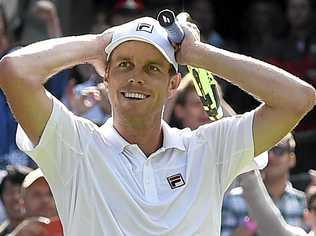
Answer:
[
  {"left": 105, "top": 17, "right": 178, "bottom": 71},
  {"left": 22, "top": 168, "right": 44, "bottom": 189}
]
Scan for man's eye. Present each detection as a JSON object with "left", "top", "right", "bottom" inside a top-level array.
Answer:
[
  {"left": 118, "top": 61, "right": 130, "bottom": 68},
  {"left": 148, "top": 65, "right": 160, "bottom": 72}
]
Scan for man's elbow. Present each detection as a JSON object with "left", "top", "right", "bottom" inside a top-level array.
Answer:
[
  {"left": 294, "top": 84, "right": 316, "bottom": 115},
  {"left": 0, "top": 55, "right": 20, "bottom": 88}
]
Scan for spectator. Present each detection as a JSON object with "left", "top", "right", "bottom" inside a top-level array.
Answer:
[
  {"left": 0, "top": 165, "right": 31, "bottom": 236},
  {"left": 62, "top": 64, "right": 111, "bottom": 126},
  {"left": 21, "top": 169, "right": 58, "bottom": 219},
  {"left": 221, "top": 133, "right": 306, "bottom": 236},
  {"left": 167, "top": 74, "right": 210, "bottom": 129}
]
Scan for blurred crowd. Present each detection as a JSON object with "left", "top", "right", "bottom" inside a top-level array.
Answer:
[{"left": 0, "top": 0, "right": 315, "bottom": 235}]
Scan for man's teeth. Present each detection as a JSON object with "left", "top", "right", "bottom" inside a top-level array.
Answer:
[{"left": 124, "top": 92, "right": 146, "bottom": 99}]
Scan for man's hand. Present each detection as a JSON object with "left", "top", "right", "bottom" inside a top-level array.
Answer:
[
  {"left": 90, "top": 28, "right": 115, "bottom": 78},
  {"left": 175, "top": 22, "right": 201, "bottom": 66}
]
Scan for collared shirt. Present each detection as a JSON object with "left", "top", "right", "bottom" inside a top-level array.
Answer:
[
  {"left": 221, "top": 182, "right": 306, "bottom": 236},
  {"left": 16, "top": 95, "right": 266, "bottom": 236}
]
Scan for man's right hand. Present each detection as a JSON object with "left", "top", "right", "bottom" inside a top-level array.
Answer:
[{"left": 90, "top": 28, "right": 115, "bottom": 78}]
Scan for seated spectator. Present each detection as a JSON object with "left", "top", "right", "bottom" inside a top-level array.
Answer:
[
  {"left": 166, "top": 73, "right": 235, "bottom": 129},
  {"left": 0, "top": 165, "right": 31, "bottom": 236},
  {"left": 221, "top": 133, "right": 306, "bottom": 236},
  {"left": 21, "top": 169, "right": 58, "bottom": 219},
  {"left": 167, "top": 74, "right": 210, "bottom": 129},
  {"left": 64, "top": 65, "right": 111, "bottom": 126},
  {"left": 8, "top": 216, "right": 62, "bottom": 236}
]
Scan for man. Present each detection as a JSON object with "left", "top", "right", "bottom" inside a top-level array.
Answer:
[
  {"left": 0, "top": 13, "right": 314, "bottom": 236},
  {"left": 221, "top": 133, "right": 306, "bottom": 236},
  {"left": 0, "top": 165, "right": 31, "bottom": 235},
  {"left": 21, "top": 168, "right": 58, "bottom": 219}
]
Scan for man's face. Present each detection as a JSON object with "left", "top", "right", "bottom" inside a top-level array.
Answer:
[
  {"left": 262, "top": 146, "right": 294, "bottom": 181},
  {"left": 24, "top": 178, "right": 57, "bottom": 218},
  {"left": 106, "top": 41, "right": 179, "bottom": 121},
  {"left": 2, "top": 181, "right": 25, "bottom": 221},
  {"left": 175, "top": 89, "right": 210, "bottom": 130},
  {"left": 287, "top": 0, "right": 310, "bottom": 29}
]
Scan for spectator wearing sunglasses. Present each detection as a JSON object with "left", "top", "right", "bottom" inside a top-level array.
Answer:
[{"left": 221, "top": 133, "right": 306, "bottom": 236}]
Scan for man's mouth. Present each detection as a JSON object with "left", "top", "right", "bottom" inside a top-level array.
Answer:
[{"left": 121, "top": 92, "right": 150, "bottom": 100}]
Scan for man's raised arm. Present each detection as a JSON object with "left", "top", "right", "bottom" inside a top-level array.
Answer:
[
  {"left": 0, "top": 33, "right": 110, "bottom": 145},
  {"left": 177, "top": 24, "right": 316, "bottom": 156}
]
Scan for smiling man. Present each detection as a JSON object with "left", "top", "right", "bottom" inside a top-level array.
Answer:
[{"left": 0, "top": 14, "right": 315, "bottom": 236}]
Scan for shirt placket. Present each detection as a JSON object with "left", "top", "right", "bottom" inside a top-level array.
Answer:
[{"left": 143, "top": 159, "right": 159, "bottom": 203}]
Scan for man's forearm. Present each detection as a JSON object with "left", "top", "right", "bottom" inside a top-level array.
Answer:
[
  {"left": 1, "top": 34, "right": 106, "bottom": 85},
  {"left": 188, "top": 42, "right": 315, "bottom": 114}
]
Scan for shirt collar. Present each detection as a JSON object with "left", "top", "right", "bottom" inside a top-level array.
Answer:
[
  {"left": 100, "top": 118, "right": 185, "bottom": 153},
  {"left": 161, "top": 120, "right": 185, "bottom": 151}
]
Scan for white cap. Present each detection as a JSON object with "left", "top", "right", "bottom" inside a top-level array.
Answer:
[
  {"left": 105, "top": 17, "right": 178, "bottom": 71},
  {"left": 22, "top": 168, "right": 44, "bottom": 189}
]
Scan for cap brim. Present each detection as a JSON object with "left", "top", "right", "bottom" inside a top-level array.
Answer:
[{"left": 105, "top": 36, "right": 178, "bottom": 71}]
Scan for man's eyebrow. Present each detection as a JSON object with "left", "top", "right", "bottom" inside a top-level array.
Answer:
[
  {"left": 146, "top": 60, "right": 164, "bottom": 67},
  {"left": 113, "top": 56, "right": 132, "bottom": 61}
]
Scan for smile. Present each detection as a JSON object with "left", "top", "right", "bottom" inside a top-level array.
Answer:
[{"left": 121, "top": 92, "right": 150, "bottom": 100}]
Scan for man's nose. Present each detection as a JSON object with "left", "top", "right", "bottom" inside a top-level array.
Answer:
[{"left": 128, "top": 78, "right": 144, "bottom": 85}]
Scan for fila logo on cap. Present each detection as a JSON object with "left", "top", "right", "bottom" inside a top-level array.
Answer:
[
  {"left": 136, "top": 23, "right": 154, "bottom": 33},
  {"left": 167, "top": 173, "right": 185, "bottom": 189}
]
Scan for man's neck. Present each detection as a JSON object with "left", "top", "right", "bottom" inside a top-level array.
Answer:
[
  {"left": 264, "top": 174, "right": 288, "bottom": 199},
  {"left": 113, "top": 114, "right": 163, "bottom": 157}
]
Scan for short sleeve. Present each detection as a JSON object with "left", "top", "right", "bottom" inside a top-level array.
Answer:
[
  {"left": 16, "top": 94, "right": 97, "bottom": 186},
  {"left": 195, "top": 111, "right": 268, "bottom": 193}
]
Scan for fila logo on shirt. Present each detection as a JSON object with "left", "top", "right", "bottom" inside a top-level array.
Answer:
[
  {"left": 136, "top": 23, "right": 154, "bottom": 33},
  {"left": 167, "top": 173, "right": 185, "bottom": 189}
]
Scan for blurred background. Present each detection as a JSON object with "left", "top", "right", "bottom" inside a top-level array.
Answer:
[{"left": 0, "top": 0, "right": 315, "bottom": 235}]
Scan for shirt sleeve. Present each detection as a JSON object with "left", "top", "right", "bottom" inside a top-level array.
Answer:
[
  {"left": 16, "top": 93, "right": 97, "bottom": 186},
  {"left": 195, "top": 110, "right": 268, "bottom": 193}
]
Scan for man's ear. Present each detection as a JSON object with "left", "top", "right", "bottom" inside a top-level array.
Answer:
[
  {"left": 104, "top": 63, "right": 110, "bottom": 83},
  {"left": 289, "top": 152, "right": 296, "bottom": 168},
  {"left": 168, "top": 73, "right": 181, "bottom": 98}
]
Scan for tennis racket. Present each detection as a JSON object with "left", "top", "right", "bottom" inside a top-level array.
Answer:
[{"left": 157, "top": 9, "right": 223, "bottom": 120}]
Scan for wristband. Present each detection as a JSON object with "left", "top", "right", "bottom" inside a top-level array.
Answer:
[{"left": 242, "top": 216, "right": 257, "bottom": 234}]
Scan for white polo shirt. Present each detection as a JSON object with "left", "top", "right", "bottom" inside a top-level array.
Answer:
[{"left": 16, "top": 96, "right": 267, "bottom": 236}]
